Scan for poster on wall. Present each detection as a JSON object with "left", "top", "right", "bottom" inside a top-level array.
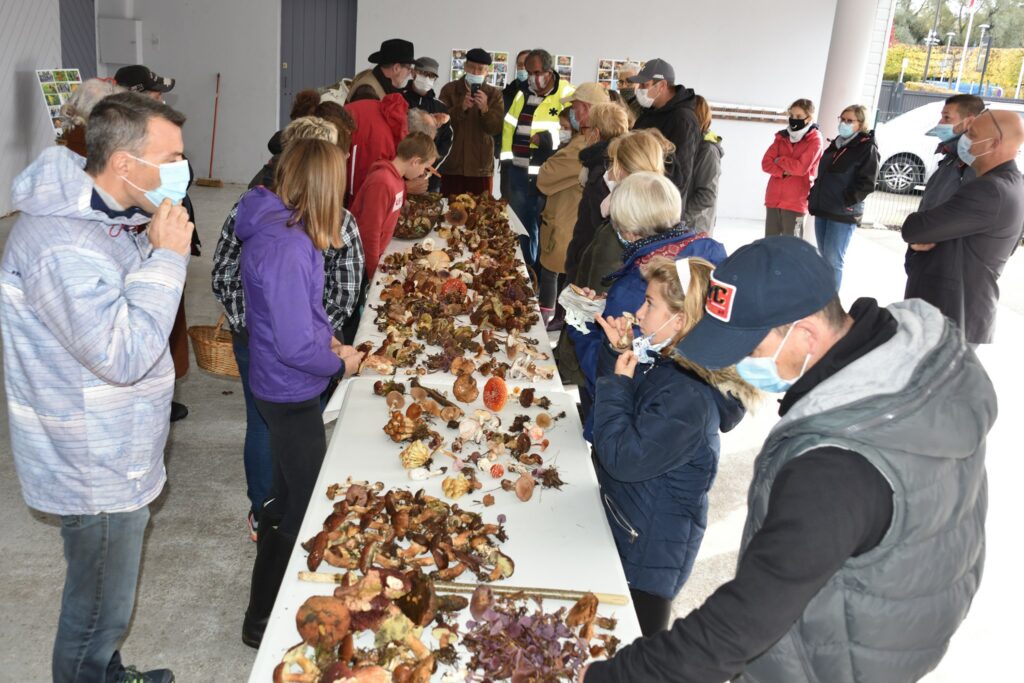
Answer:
[
  {"left": 488, "top": 51, "right": 509, "bottom": 89},
  {"left": 556, "top": 55, "right": 573, "bottom": 83},
  {"left": 450, "top": 49, "right": 466, "bottom": 83},
  {"left": 597, "top": 59, "right": 644, "bottom": 91},
  {"left": 450, "top": 49, "right": 509, "bottom": 88},
  {"left": 37, "top": 68, "right": 82, "bottom": 133}
]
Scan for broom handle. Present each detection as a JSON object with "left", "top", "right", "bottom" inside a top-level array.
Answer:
[{"left": 208, "top": 73, "right": 220, "bottom": 179}]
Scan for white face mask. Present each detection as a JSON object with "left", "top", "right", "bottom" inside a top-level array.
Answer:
[
  {"left": 413, "top": 75, "right": 435, "bottom": 93},
  {"left": 635, "top": 87, "right": 655, "bottom": 108},
  {"left": 558, "top": 129, "right": 572, "bottom": 144},
  {"left": 789, "top": 125, "right": 812, "bottom": 143},
  {"left": 528, "top": 73, "right": 548, "bottom": 93},
  {"left": 394, "top": 72, "right": 412, "bottom": 89}
]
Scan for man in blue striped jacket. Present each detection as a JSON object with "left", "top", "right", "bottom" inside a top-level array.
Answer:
[{"left": 0, "top": 93, "right": 193, "bottom": 683}]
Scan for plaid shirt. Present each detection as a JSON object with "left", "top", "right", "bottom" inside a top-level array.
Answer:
[{"left": 212, "top": 200, "right": 365, "bottom": 337}]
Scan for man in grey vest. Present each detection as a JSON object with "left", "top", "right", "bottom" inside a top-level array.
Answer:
[{"left": 581, "top": 236, "right": 994, "bottom": 683}]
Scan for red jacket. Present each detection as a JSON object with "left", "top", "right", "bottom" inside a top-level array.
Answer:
[
  {"left": 761, "top": 126, "right": 824, "bottom": 214},
  {"left": 345, "top": 94, "right": 408, "bottom": 202},
  {"left": 350, "top": 160, "right": 405, "bottom": 279}
]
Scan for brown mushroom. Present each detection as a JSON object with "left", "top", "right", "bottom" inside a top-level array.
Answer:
[
  {"left": 515, "top": 472, "right": 536, "bottom": 502},
  {"left": 452, "top": 373, "right": 479, "bottom": 403}
]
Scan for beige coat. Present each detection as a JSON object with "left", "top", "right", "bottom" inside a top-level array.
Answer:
[{"left": 537, "top": 134, "right": 588, "bottom": 273}]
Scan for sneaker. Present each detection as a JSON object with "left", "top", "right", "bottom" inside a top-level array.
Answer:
[
  {"left": 119, "top": 666, "right": 175, "bottom": 683},
  {"left": 170, "top": 401, "right": 189, "bottom": 422},
  {"left": 247, "top": 511, "right": 259, "bottom": 542}
]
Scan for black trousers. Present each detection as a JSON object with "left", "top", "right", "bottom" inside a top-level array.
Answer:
[
  {"left": 631, "top": 587, "right": 673, "bottom": 637},
  {"left": 253, "top": 396, "right": 326, "bottom": 536}
]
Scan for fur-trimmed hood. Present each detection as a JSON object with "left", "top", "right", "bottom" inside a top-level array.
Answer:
[{"left": 669, "top": 354, "right": 762, "bottom": 431}]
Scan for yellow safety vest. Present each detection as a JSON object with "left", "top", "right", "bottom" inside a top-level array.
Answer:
[{"left": 501, "top": 79, "right": 575, "bottom": 175}]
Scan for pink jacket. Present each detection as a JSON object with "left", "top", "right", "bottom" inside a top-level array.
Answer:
[{"left": 762, "top": 126, "right": 824, "bottom": 214}]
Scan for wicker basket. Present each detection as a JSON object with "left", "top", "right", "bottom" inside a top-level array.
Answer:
[{"left": 187, "top": 314, "right": 240, "bottom": 378}]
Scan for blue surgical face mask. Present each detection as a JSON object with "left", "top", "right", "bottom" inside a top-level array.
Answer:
[
  {"left": 122, "top": 155, "right": 190, "bottom": 208},
  {"left": 568, "top": 107, "right": 580, "bottom": 132},
  {"left": 516, "top": 69, "right": 528, "bottom": 82},
  {"left": 465, "top": 72, "right": 485, "bottom": 86},
  {"left": 957, "top": 133, "right": 993, "bottom": 166},
  {"left": 927, "top": 123, "right": 956, "bottom": 142},
  {"left": 735, "top": 325, "right": 810, "bottom": 393},
  {"left": 837, "top": 122, "right": 855, "bottom": 139},
  {"left": 632, "top": 314, "right": 678, "bottom": 364}
]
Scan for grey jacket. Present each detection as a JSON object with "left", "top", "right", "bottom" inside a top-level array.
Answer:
[
  {"left": 684, "top": 132, "right": 723, "bottom": 233},
  {"left": 902, "top": 159, "right": 1024, "bottom": 343},
  {"left": 738, "top": 299, "right": 993, "bottom": 683}
]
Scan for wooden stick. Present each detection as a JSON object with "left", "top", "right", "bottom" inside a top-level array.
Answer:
[
  {"left": 298, "top": 571, "right": 629, "bottom": 606},
  {"left": 425, "top": 165, "right": 442, "bottom": 178},
  {"left": 433, "top": 581, "right": 630, "bottom": 606}
]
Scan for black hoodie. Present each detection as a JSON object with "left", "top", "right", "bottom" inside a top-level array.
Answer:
[
  {"left": 564, "top": 140, "right": 612, "bottom": 282},
  {"left": 634, "top": 84, "right": 701, "bottom": 204}
]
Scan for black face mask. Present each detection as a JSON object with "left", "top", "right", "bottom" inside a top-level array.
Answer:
[{"left": 788, "top": 117, "right": 808, "bottom": 131}]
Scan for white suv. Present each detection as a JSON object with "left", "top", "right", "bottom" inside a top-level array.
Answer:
[{"left": 874, "top": 100, "right": 1024, "bottom": 194}]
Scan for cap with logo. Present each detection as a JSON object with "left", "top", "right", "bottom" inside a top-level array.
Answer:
[
  {"left": 675, "top": 236, "right": 837, "bottom": 370},
  {"left": 465, "top": 48, "right": 493, "bottom": 66},
  {"left": 114, "top": 65, "right": 175, "bottom": 93},
  {"left": 562, "top": 82, "right": 610, "bottom": 106},
  {"left": 626, "top": 58, "right": 675, "bottom": 84},
  {"left": 414, "top": 57, "right": 440, "bottom": 76}
]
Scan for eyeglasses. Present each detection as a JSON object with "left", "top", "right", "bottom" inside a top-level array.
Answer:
[
  {"left": 983, "top": 107, "right": 1003, "bottom": 141},
  {"left": 838, "top": 116, "right": 858, "bottom": 124}
]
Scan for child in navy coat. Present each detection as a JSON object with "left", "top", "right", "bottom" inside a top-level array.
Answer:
[{"left": 593, "top": 256, "right": 760, "bottom": 636}]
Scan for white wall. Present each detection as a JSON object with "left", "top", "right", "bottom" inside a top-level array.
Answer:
[
  {"left": 96, "top": 0, "right": 280, "bottom": 185},
  {"left": 356, "top": 0, "right": 840, "bottom": 220},
  {"left": 0, "top": 0, "right": 62, "bottom": 215}
]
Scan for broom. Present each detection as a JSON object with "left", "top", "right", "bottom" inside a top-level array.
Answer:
[{"left": 195, "top": 72, "right": 223, "bottom": 188}]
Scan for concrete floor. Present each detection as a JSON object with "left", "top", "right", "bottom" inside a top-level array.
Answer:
[{"left": 0, "top": 184, "right": 1020, "bottom": 681}]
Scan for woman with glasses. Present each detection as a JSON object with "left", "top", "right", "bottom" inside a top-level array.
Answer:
[{"left": 807, "top": 104, "right": 880, "bottom": 288}]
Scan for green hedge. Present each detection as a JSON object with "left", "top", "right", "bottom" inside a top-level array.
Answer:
[{"left": 885, "top": 43, "right": 1024, "bottom": 95}]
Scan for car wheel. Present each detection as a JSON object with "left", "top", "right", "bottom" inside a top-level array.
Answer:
[{"left": 879, "top": 154, "right": 924, "bottom": 195}]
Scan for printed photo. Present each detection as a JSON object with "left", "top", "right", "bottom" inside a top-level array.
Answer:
[
  {"left": 598, "top": 69, "right": 613, "bottom": 81},
  {"left": 557, "top": 65, "right": 572, "bottom": 76},
  {"left": 492, "top": 51, "right": 508, "bottom": 63},
  {"left": 452, "top": 58, "right": 464, "bottom": 71},
  {"left": 45, "top": 94, "right": 60, "bottom": 106},
  {"left": 57, "top": 83, "right": 71, "bottom": 94},
  {"left": 54, "top": 70, "right": 68, "bottom": 82},
  {"left": 42, "top": 83, "right": 58, "bottom": 95},
  {"left": 37, "top": 70, "right": 55, "bottom": 83},
  {"left": 599, "top": 59, "right": 613, "bottom": 70},
  {"left": 452, "top": 49, "right": 465, "bottom": 60},
  {"left": 557, "top": 55, "right": 572, "bottom": 67},
  {"left": 49, "top": 105, "right": 62, "bottom": 118},
  {"left": 493, "top": 63, "right": 506, "bottom": 74}
]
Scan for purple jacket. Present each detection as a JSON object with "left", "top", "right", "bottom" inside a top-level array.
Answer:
[{"left": 237, "top": 187, "right": 342, "bottom": 402}]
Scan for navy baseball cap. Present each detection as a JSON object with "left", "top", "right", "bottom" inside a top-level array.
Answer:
[{"left": 676, "top": 236, "right": 837, "bottom": 369}]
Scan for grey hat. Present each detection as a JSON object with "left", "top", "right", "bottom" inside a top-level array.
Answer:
[
  {"left": 626, "top": 58, "right": 675, "bottom": 84},
  {"left": 414, "top": 57, "right": 440, "bottom": 76}
]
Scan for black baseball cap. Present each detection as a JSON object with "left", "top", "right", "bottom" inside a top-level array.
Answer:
[
  {"left": 626, "top": 58, "right": 675, "bottom": 84},
  {"left": 675, "top": 236, "right": 837, "bottom": 369},
  {"left": 114, "top": 65, "right": 175, "bottom": 93}
]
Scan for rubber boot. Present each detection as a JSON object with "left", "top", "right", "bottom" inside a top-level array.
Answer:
[{"left": 242, "top": 503, "right": 295, "bottom": 648}]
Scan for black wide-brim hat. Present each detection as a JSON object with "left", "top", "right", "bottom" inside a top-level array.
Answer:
[{"left": 368, "top": 38, "right": 415, "bottom": 65}]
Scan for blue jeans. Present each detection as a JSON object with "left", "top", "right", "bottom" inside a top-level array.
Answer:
[
  {"left": 53, "top": 507, "right": 150, "bottom": 683},
  {"left": 233, "top": 332, "right": 272, "bottom": 519},
  {"left": 814, "top": 217, "right": 856, "bottom": 288},
  {"left": 506, "top": 165, "right": 544, "bottom": 269}
]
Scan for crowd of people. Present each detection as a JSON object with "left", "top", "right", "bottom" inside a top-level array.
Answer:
[{"left": 1, "top": 32, "right": 1021, "bottom": 683}]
